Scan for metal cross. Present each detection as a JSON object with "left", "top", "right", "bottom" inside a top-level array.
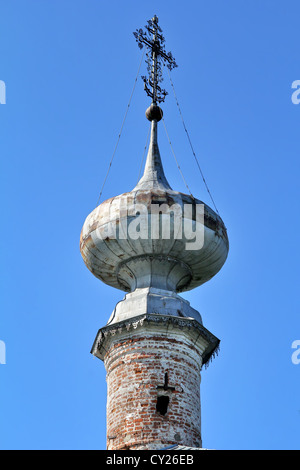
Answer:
[{"left": 133, "top": 15, "right": 177, "bottom": 104}]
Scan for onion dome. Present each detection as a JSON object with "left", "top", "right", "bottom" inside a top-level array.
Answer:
[
  {"left": 80, "top": 15, "right": 229, "bottom": 327},
  {"left": 80, "top": 107, "right": 229, "bottom": 296}
]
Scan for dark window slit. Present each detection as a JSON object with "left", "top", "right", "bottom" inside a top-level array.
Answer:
[{"left": 156, "top": 395, "right": 169, "bottom": 416}]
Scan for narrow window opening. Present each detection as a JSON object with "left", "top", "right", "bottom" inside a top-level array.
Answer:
[{"left": 156, "top": 395, "right": 169, "bottom": 416}]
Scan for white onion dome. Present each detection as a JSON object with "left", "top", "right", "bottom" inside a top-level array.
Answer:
[{"left": 80, "top": 106, "right": 229, "bottom": 294}]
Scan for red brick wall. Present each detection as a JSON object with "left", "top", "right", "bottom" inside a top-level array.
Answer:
[{"left": 104, "top": 331, "right": 203, "bottom": 450}]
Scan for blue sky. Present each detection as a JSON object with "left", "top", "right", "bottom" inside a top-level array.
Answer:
[{"left": 1, "top": 0, "right": 300, "bottom": 450}]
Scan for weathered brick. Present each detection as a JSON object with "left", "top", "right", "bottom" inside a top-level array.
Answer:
[{"left": 104, "top": 328, "right": 203, "bottom": 450}]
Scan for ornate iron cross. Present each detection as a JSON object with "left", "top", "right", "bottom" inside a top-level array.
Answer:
[{"left": 133, "top": 15, "right": 177, "bottom": 104}]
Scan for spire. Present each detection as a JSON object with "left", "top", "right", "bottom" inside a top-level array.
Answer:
[
  {"left": 134, "top": 112, "right": 171, "bottom": 191},
  {"left": 133, "top": 15, "right": 177, "bottom": 191}
]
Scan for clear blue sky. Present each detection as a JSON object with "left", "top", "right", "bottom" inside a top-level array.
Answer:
[{"left": 1, "top": 0, "right": 300, "bottom": 450}]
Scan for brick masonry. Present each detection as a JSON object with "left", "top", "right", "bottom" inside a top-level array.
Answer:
[{"left": 103, "top": 327, "right": 204, "bottom": 450}]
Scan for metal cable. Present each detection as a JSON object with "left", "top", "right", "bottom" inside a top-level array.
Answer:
[
  {"left": 136, "top": 124, "right": 151, "bottom": 183},
  {"left": 96, "top": 49, "right": 145, "bottom": 207},
  {"left": 167, "top": 69, "right": 220, "bottom": 215},
  {"left": 161, "top": 115, "right": 194, "bottom": 198}
]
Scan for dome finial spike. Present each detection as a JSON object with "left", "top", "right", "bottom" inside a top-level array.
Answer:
[{"left": 134, "top": 118, "right": 172, "bottom": 191}]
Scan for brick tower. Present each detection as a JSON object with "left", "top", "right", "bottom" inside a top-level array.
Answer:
[{"left": 80, "top": 16, "right": 229, "bottom": 450}]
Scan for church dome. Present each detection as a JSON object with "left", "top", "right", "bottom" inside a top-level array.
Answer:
[{"left": 80, "top": 114, "right": 229, "bottom": 294}]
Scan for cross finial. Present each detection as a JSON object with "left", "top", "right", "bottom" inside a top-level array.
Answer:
[{"left": 133, "top": 15, "right": 178, "bottom": 104}]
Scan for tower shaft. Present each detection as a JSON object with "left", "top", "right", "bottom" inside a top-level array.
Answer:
[{"left": 92, "top": 314, "right": 219, "bottom": 450}]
